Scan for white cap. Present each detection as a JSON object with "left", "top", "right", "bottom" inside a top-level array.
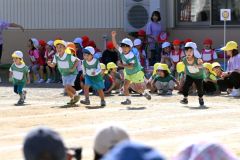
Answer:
[
  {"left": 121, "top": 38, "right": 133, "bottom": 48},
  {"left": 47, "top": 40, "right": 54, "bottom": 47},
  {"left": 94, "top": 125, "right": 130, "bottom": 155},
  {"left": 184, "top": 42, "right": 201, "bottom": 59},
  {"left": 133, "top": 39, "right": 142, "bottom": 46},
  {"left": 162, "top": 42, "right": 171, "bottom": 49},
  {"left": 73, "top": 37, "right": 83, "bottom": 47},
  {"left": 12, "top": 51, "right": 23, "bottom": 59},
  {"left": 83, "top": 46, "right": 95, "bottom": 55},
  {"left": 31, "top": 38, "right": 39, "bottom": 49}
]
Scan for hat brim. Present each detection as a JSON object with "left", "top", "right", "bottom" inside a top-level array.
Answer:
[
  {"left": 82, "top": 49, "right": 92, "bottom": 54},
  {"left": 120, "top": 43, "right": 131, "bottom": 47},
  {"left": 12, "top": 54, "right": 22, "bottom": 59}
]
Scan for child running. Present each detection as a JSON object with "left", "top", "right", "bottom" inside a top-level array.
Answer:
[
  {"left": 47, "top": 40, "right": 80, "bottom": 105},
  {"left": 111, "top": 31, "right": 151, "bottom": 105},
  {"left": 9, "top": 51, "right": 30, "bottom": 105},
  {"left": 80, "top": 46, "right": 106, "bottom": 106},
  {"left": 180, "top": 42, "right": 205, "bottom": 107}
]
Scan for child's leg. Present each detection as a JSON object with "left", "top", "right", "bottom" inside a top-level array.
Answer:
[
  {"left": 194, "top": 79, "right": 204, "bottom": 98},
  {"left": 68, "top": 85, "right": 76, "bottom": 95},
  {"left": 84, "top": 85, "right": 90, "bottom": 99},
  {"left": 65, "top": 85, "right": 74, "bottom": 98},
  {"left": 14, "top": 85, "right": 18, "bottom": 94},
  {"left": 46, "top": 66, "right": 51, "bottom": 80},
  {"left": 97, "top": 90, "right": 105, "bottom": 100},
  {"left": 39, "top": 65, "right": 45, "bottom": 80},
  {"left": 123, "top": 79, "right": 131, "bottom": 96},
  {"left": 182, "top": 75, "right": 194, "bottom": 98},
  {"left": 32, "top": 64, "right": 40, "bottom": 80}
]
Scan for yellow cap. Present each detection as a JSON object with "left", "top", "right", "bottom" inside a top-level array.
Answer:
[
  {"left": 54, "top": 40, "right": 67, "bottom": 47},
  {"left": 221, "top": 41, "right": 238, "bottom": 51},
  {"left": 152, "top": 63, "right": 162, "bottom": 75},
  {"left": 107, "top": 62, "right": 118, "bottom": 70},
  {"left": 157, "top": 63, "right": 171, "bottom": 74},
  {"left": 100, "top": 63, "right": 106, "bottom": 70},
  {"left": 203, "top": 62, "right": 216, "bottom": 76},
  {"left": 212, "top": 62, "right": 221, "bottom": 68},
  {"left": 176, "top": 62, "right": 185, "bottom": 73}
]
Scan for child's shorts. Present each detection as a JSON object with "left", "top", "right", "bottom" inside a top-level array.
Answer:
[
  {"left": 62, "top": 75, "right": 77, "bottom": 86},
  {"left": 85, "top": 75, "right": 104, "bottom": 90},
  {"left": 124, "top": 70, "right": 145, "bottom": 83}
]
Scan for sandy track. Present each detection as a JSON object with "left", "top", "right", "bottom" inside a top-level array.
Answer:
[{"left": 0, "top": 85, "right": 240, "bottom": 159}]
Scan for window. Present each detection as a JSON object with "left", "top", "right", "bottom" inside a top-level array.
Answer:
[
  {"left": 176, "top": 0, "right": 211, "bottom": 26},
  {"left": 176, "top": 0, "right": 240, "bottom": 26},
  {"left": 211, "top": 0, "right": 240, "bottom": 25}
]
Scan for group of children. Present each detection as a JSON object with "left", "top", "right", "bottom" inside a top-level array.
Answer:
[{"left": 9, "top": 31, "right": 240, "bottom": 106}]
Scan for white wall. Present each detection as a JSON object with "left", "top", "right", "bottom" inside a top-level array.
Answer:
[{"left": 0, "top": 0, "right": 124, "bottom": 29}]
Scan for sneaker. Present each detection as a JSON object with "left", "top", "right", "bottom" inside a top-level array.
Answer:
[
  {"left": 101, "top": 100, "right": 106, "bottom": 107},
  {"left": 38, "top": 79, "right": 45, "bottom": 83},
  {"left": 17, "top": 98, "right": 24, "bottom": 105},
  {"left": 71, "top": 95, "right": 80, "bottom": 104},
  {"left": 46, "top": 78, "right": 52, "bottom": 83},
  {"left": 121, "top": 99, "right": 131, "bottom": 105},
  {"left": 229, "top": 89, "right": 240, "bottom": 97},
  {"left": 143, "top": 92, "right": 151, "bottom": 100},
  {"left": 199, "top": 97, "right": 204, "bottom": 106},
  {"left": 180, "top": 98, "right": 188, "bottom": 104},
  {"left": 157, "top": 90, "right": 164, "bottom": 95},
  {"left": 80, "top": 99, "right": 90, "bottom": 105},
  {"left": 23, "top": 91, "right": 27, "bottom": 100},
  {"left": 67, "top": 99, "right": 74, "bottom": 105},
  {"left": 166, "top": 90, "right": 172, "bottom": 95}
]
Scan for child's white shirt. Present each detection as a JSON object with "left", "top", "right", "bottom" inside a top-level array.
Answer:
[
  {"left": 82, "top": 58, "right": 101, "bottom": 76},
  {"left": 52, "top": 53, "right": 77, "bottom": 64},
  {"left": 117, "top": 47, "right": 135, "bottom": 64},
  {"left": 9, "top": 63, "right": 26, "bottom": 71}
]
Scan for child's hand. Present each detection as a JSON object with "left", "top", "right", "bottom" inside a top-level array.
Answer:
[
  {"left": 197, "top": 59, "right": 203, "bottom": 65},
  {"left": 92, "top": 71, "right": 96, "bottom": 76},
  {"left": 47, "top": 61, "right": 52, "bottom": 66},
  {"left": 69, "top": 68, "right": 75, "bottom": 73},
  {"left": 111, "top": 31, "right": 117, "bottom": 37},
  {"left": 27, "top": 79, "right": 30, "bottom": 84}
]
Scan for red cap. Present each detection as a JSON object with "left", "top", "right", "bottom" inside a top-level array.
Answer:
[
  {"left": 106, "top": 41, "right": 115, "bottom": 50},
  {"left": 38, "top": 40, "right": 46, "bottom": 47},
  {"left": 82, "top": 36, "right": 90, "bottom": 48},
  {"left": 184, "top": 38, "right": 192, "bottom": 44},
  {"left": 203, "top": 38, "right": 213, "bottom": 45},
  {"left": 138, "top": 30, "right": 146, "bottom": 36},
  {"left": 87, "top": 40, "right": 96, "bottom": 48},
  {"left": 173, "top": 39, "right": 181, "bottom": 45}
]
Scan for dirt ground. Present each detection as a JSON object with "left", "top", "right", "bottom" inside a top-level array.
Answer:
[{"left": 0, "top": 84, "right": 240, "bottom": 160}]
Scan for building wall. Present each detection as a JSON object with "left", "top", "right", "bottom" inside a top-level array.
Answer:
[{"left": 0, "top": 0, "right": 124, "bottom": 29}]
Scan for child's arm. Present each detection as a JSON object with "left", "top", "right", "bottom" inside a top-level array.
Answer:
[
  {"left": 47, "top": 61, "right": 56, "bottom": 68},
  {"left": 26, "top": 72, "right": 30, "bottom": 84},
  {"left": 69, "top": 58, "right": 79, "bottom": 73},
  {"left": 111, "top": 31, "right": 119, "bottom": 49}
]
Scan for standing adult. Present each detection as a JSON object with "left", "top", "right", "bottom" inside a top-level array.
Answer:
[
  {"left": 0, "top": 20, "right": 24, "bottom": 63},
  {"left": 146, "top": 11, "right": 162, "bottom": 66}
]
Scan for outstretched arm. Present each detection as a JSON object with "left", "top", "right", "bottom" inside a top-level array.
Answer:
[
  {"left": 9, "top": 23, "right": 24, "bottom": 32},
  {"left": 111, "top": 31, "right": 119, "bottom": 49}
]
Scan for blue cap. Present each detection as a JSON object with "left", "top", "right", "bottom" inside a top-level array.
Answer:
[
  {"left": 102, "top": 140, "right": 165, "bottom": 160},
  {"left": 23, "top": 127, "right": 66, "bottom": 160}
]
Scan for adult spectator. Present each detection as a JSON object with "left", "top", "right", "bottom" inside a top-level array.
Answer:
[
  {"left": 93, "top": 125, "right": 129, "bottom": 160},
  {"left": 23, "top": 127, "right": 66, "bottom": 160},
  {"left": 102, "top": 140, "right": 165, "bottom": 160},
  {"left": 146, "top": 11, "right": 162, "bottom": 66}
]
